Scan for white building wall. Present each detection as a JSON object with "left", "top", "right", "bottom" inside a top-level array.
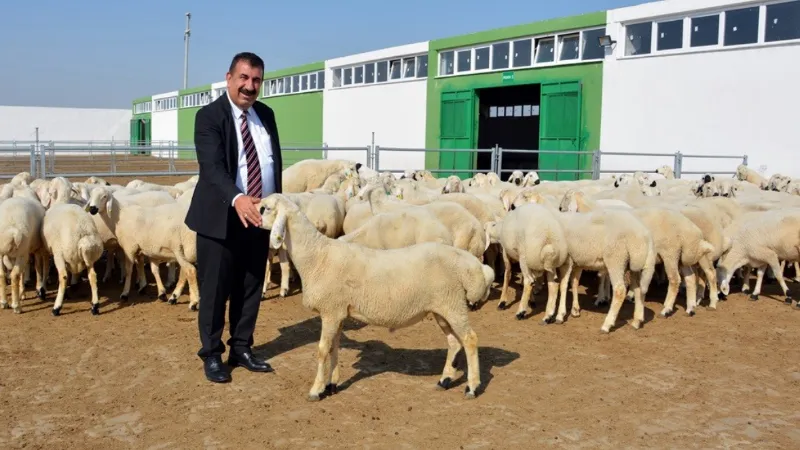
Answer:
[
  {"left": 600, "top": 0, "right": 800, "bottom": 179},
  {"left": 0, "top": 106, "right": 132, "bottom": 142},
  {"left": 211, "top": 81, "right": 227, "bottom": 101},
  {"left": 323, "top": 42, "right": 429, "bottom": 172},
  {"left": 151, "top": 91, "right": 179, "bottom": 158}
]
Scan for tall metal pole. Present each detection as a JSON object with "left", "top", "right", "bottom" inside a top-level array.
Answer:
[{"left": 183, "top": 12, "right": 191, "bottom": 89}]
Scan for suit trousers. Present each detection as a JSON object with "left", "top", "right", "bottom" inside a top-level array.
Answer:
[{"left": 196, "top": 211, "right": 270, "bottom": 359}]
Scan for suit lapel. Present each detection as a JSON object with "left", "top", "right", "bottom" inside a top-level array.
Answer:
[{"left": 220, "top": 93, "right": 238, "bottom": 176}]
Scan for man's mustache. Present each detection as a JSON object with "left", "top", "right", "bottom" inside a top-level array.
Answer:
[{"left": 239, "top": 87, "right": 257, "bottom": 96}]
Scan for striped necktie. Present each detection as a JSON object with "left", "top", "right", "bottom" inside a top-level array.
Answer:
[{"left": 240, "top": 110, "right": 263, "bottom": 198}]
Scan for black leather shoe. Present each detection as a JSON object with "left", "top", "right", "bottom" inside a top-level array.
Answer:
[
  {"left": 228, "top": 350, "right": 274, "bottom": 373},
  {"left": 203, "top": 356, "right": 231, "bottom": 383}
]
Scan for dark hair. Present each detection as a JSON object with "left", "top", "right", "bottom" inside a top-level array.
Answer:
[{"left": 229, "top": 52, "right": 264, "bottom": 74}]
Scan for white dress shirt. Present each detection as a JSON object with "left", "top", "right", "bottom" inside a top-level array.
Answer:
[{"left": 228, "top": 95, "right": 276, "bottom": 206}]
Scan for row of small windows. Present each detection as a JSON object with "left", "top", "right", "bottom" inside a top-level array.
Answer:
[
  {"left": 133, "top": 102, "right": 152, "bottom": 114},
  {"left": 624, "top": 0, "right": 800, "bottom": 56},
  {"left": 332, "top": 54, "right": 429, "bottom": 88},
  {"left": 154, "top": 97, "right": 178, "bottom": 112},
  {"left": 487, "top": 104, "right": 541, "bottom": 118},
  {"left": 263, "top": 70, "right": 326, "bottom": 97},
  {"left": 439, "top": 28, "right": 606, "bottom": 76},
  {"left": 181, "top": 91, "right": 212, "bottom": 108}
]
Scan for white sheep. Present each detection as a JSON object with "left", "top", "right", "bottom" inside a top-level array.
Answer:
[
  {"left": 484, "top": 202, "right": 570, "bottom": 323},
  {"left": 0, "top": 197, "right": 47, "bottom": 313},
  {"left": 41, "top": 202, "right": 104, "bottom": 315},
  {"left": 282, "top": 159, "right": 361, "bottom": 193},
  {"left": 258, "top": 193, "right": 493, "bottom": 401}
]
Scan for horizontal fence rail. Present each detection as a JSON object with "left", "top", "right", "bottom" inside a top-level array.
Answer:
[{"left": 0, "top": 141, "right": 748, "bottom": 182}]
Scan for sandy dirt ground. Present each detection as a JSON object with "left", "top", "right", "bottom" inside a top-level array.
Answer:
[{"left": 1, "top": 262, "right": 799, "bottom": 449}]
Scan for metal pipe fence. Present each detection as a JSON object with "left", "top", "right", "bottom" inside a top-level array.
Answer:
[{"left": 0, "top": 141, "right": 749, "bottom": 182}]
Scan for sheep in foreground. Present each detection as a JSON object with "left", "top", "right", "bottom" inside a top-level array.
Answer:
[
  {"left": 41, "top": 203, "right": 104, "bottom": 315},
  {"left": 716, "top": 209, "right": 800, "bottom": 305},
  {"left": 484, "top": 202, "right": 570, "bottom": 323},
  {"left": 258, "top": 193, "right": 493, "bottom": 401},
  {"left": 0, "top": 197, "right": 47, "bottom": 313}
]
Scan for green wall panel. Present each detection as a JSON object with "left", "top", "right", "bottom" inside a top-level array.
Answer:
[
  {"left": 424, "top": 11, "right": 606, "bottom": 177},
  {"left": 260, "top": 92, "right": 324, "bottom": 169}
]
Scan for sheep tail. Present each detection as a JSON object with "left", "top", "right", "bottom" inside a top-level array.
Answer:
[
  {"left": 0, "top": 227, "right": 23, "bottom": 256},
  {"left": 78, "top": 235, "right": 103, "bottom": 268},
  {"left": 539, "top": 244, "right": 557, "bottom": 272},
  {"left": 637, "top": 238, "right": 658, "bottom": 296},
  {"left": 698, "top": 240, "right": 714, "bottom": 258}
]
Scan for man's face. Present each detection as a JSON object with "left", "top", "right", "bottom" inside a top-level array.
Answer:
[{"left": 226, "top": 60, "right": 263, "bottom": 110}]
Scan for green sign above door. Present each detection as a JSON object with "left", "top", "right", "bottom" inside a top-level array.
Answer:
[{"left": 501, "top": 71, "right": 514, "bottom": 83}]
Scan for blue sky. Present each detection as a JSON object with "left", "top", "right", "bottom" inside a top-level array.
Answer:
[{"left": 0, "top": 0, "right": 646, "bottom": 109}]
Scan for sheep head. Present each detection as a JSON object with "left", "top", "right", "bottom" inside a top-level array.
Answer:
[
  {"left": 559, "top": 189, "right": 582, "bottom": 213},
  {"left": 441, "top": 175, "right": 465, "bottom": 194},
  {"left": 486, "top": 172, "right": 500, "bottom": 186},
  {"left": 508, "top": 170, "right": 524, "bottom": 186},
  {"left": 87, "top": 187, "right": 114, "bottom": 216},
  {"left": 483, "top": 220, "right": 502, "bottom": 250},
  {"left": 258, "top": 194, "right": 299, "bottom": 250},
  {"left": 522, "top": 171, "right": 541, "bottom": 187}
]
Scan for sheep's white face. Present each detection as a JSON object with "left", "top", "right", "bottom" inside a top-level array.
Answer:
[
  {"left": 641, "top": 180, "right": 661, "bottom": 197},
  {"left": 483, "top": 221, "right": 500, "bottom": 246},
  {"left": 522, "top": 172, "right": 540, "bottom": 187},
  {"left": 87, "top": 188, "right": 114, "bottom": 216},
  {"left": 558, "top": 193, "right": 578, "bottom": 213},
  {"left": 508, "top": 171, "right": 524, "bottom": 186},
  {"left": 258, "top": 195, "right": 297, "bottom": 249}
]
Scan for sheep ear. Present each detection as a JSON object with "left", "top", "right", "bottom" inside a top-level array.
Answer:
[
  {"left": 106, "top": 197, "right": 113, "bottom": 215},
  {"left": 650, "top": 180, "right": 657, "bottom": 187},
  {"left": 269, "top": 209, "right": 288, "bottom": 250},
  {"left": 614, "top": 180, "right": 619, "bottom": 188}
]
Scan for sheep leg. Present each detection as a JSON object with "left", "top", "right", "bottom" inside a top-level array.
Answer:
[
  {"left": 278, "top": 248, "right": 290, "bottom": 298},
  {"left": 439, "top": 312, "right": 480, "bottom": 399},
  {"left": 680, "top": 265, "right": 698, "bottom": 316},
  {"left": 135, "top": 255, "right": 147, "bottom": 295},
  {"left": 51, "top": 255, "right": 69, "bottom": 316},
  {"left": 739, "top": 266, "right": 753, "bottom": 293},
  {"left": 308, "top": 315, "right": 343, "bottom": 402},
  {"left": 749, "top": 267, "right": 766, "bottom": 300},
  {"left": 595, "top": 271, "right": 610, "bottom": 306},
  {"left": 555, "top": 261, "right": 574, "bottom": 323},
  {"left": 87, "top": 265, "right": 100, "bottom": 315},
  {"left": 570, "top": 268, "right": 584, "bottom": 318},
  {"left": 659, "top": 257, "right": 682, "bottom": 318},
  {"left": 323, "top": 321, "right": 345, "bottom": 393},
  {"left": 793, "top": 262, "right": 800, "bottom": 283},
  {"left": 497, "top": 248, "right": 514, "bottom": 310},
  {"left": 540, "top": 270, "right": 560, "bottom": 325},
  {"left": 120, "top": 253, "right": 135, "bottom": 301},
  {"left": 117, "top": 251, "right": 126, "bottom": 284},
  {"left": 173, "top": 253, "right": 199, "bottom": 311},
  {"left": 167, "top": 266, "right": 187, "bottom": 305},
  {"left": 9, "top": 259, "right": 24, "bottom": 314},
  {"left": 166, "top": 262, "right": 178, "bottom": 289},
  {"left": 765, "top": 256, "right": 793, "bottom": 303},
  {"left": 600, "top": 268, "right": 627, "bottom": 333},
  {"left": 0, "top": 259, "right": 7, "bottom": 309},
  {"left": 697, "top": 255, "right": 720, "bottom": 309},
  {"left": 630, "top": 272, "right": 645, "bottom": 329},
  {"left": 102, "top": 248, "right": 114, "bottom": 283},
  {"left": 150, "top": 261, "right": 168, "bottom": 301},
  {"left": 433, "top": 313, "right": 463, "bottom": 390},
  {"left": 514, "top": 258, "right": 534, "bottom": 320},
  {"left": 34, "top": 252, "right": 46, "bottom": 301},
  {"left": 262, "top": 248, "right": 274, "bottom": 298}
]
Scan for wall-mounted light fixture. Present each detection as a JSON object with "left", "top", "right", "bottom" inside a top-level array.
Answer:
[{"left": 598, "top": 35, "right": 617, "bottom": 48}]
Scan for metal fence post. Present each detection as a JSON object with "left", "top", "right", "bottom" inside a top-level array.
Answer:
[
  {"left": 673, "top": 151, "right": 683, "bottom": 178},
  {"left": 370, "top": 132, "right": 375, "bottom": 169},
  {"left": 742, "top": 154, "right": 748, "bottom": 166},
  {"left": 29, "top": 143, "right": 36, "bottom": 177},
  {"left": 374, "top": 145, "right": 380, "bottom": 172},
  {"left": 592, "top": 150, "right": 601, "bottom": 180},
  {"left": 39, "top": 143, "right": 47, "bottom": 178},
  {"left": 496, "top": 146, "right": 503, "bottom": 176},
  {"left": 489, "top": 145, "right": 497, "bottom": 174}
]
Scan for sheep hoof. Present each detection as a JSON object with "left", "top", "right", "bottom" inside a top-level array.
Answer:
[
  {"left": 555, "top": 317, "right": 564, "bottom": 324},
  {"left": 497, "top": 301, "right": 507, "bottom": 310},
  {"left": 594, "top": 298, "right": 609, "bottom": 307},
  {"left": 137, "top": 286, "right": 147, "bottom": 295},
  {"left": 168, "top": 297, "right": 177, "bottom": 305},
  {"left": 324, "top": 384, "right": 338, "bottom": 396},
  {"left": 539, "top": 316, "right": 554, "bottom": 325},
  {"left": 0, "top": 302, "right": 7, "bottom": 310},
  {"left": 189, "top": 303, "right": 198, "bottom": 311},
  {"left": 785, "top": 296, "right": 794, "bottom": 305},
  {"left": 749, "top": 294, "right": 759, "bottom": 301},
  {"left": 91, "top": 304, "right": 100, "bottom": 315},
  {"left": 468, "top": 302, "right": 479, "bottom": 311},
  {"left": 13, "top": 306, "right": 21, "bottom": 314},
  {"left": 687, "top": 310, "right": 696, "bottom": 317},
  {"left": 660, "top": 309, "right": 673, "bottom": 318},
  {"left": 37, "top": 288, "right": 46, "bottom": 301},
  {"left": 795, "top": 301, "right": 800, "bottom": 309},
  {"left": 600, "top": 326, "right": 611, "bottom": 334},
  {"left": 436, "top": 377, "right": 452, "bottom": 390},
  {"left": 158, "top": 293, "right": 168, "bottom": 302},
  {"left": 120, "top": 294, "right": 128, "bottom": 302},
  {"left": 279, "top": 289, "right": 288, "bottom": 298},
  {"left": 718, "top": 293, "right": 727, "bottom": 301},
  {"left": 464, "top": 386, "right": 477, "bottom": 400},
  {"left": 307, "top": 393, "right": 321, "bottom": 402},
  {"left": 52, "top": 307, "right": 61, "bottom": 316},
  {"left": 631, "top": 320, "right": 642, "bottom": 330},
  {"left": 515, "top": 311, "right": 526, "bottom": 320}
]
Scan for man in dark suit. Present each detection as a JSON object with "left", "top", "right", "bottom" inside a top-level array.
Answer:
[{"left": 185, "top": 52, "right": 283, "bottom": 383}]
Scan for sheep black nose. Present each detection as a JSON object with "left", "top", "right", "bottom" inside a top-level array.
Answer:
[
  {"left": 510, "top": 204, "right": 516, "bottom": 211},
  {"left": 88, "top": 206, "right": 99, "bottom": 215},
  {"left": 259, "top": 206, "right": 266, "bottom": 214},
  {"left": 534, "top": 179, "right": 541, "bottom": 185}
]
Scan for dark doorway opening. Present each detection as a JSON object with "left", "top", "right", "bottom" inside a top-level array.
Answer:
[{"left": 476, "top": 84, "right": 540, "bottom": 181}]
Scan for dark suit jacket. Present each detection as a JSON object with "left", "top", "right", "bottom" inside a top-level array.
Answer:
[{"left": 185, "top": 92, "right": 283, "bottom": 240}]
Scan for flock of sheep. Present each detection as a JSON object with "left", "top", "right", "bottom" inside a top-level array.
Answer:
[{"left": 1, "top": 159, "right": 799, "bottom": 401}]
